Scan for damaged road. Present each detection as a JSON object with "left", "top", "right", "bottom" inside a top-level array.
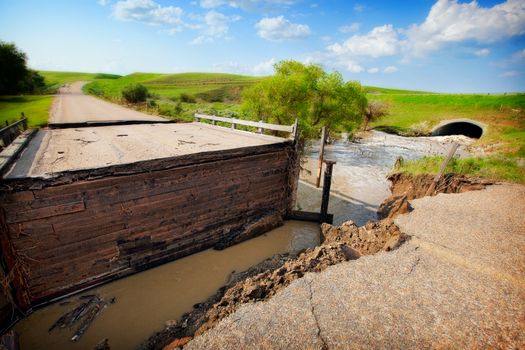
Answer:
[{"left": 181, "top": 182, "right": 525, "bottom": 350}]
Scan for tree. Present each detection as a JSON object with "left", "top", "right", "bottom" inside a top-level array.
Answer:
[
  {"left": 363, "top": 100, "right": 389, "bottom": 131},
  {"left": 0, "top": 41, "right": 45, "bottom": 95},
  {"left": 241, "top": 60, "right": 367, "bottom": 139},
  {"left": 122, "top": 83, "right": 148, "bottom": 103}
]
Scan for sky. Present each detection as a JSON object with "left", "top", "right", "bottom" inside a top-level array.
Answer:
[{"left": 0, "top": 0, "right": 524, "bottom": 92}]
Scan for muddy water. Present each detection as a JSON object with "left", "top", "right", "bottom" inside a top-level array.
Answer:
[
  {"left": 297, "top": 131, "right": 474, "bottom": 226},
  {"left": 14, "top": 221, "right": 319, "bottom": 350}
]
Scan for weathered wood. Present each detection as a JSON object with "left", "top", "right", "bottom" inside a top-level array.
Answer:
[
  {"left": 425, "top": 142, "right": 459, "bottom": 196},
  {"left": 0, "top": 143, "right": 297, "bottom": 309},
  {"left": 315, "top": 126, "right": 327, "bottom": 188},
  {"left": 195, "top": 113, "right": 294, "bottom": 134}
]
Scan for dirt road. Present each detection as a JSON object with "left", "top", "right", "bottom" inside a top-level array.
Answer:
[{"left": 49, "top": 81, "right": 166, "bottom": 124}]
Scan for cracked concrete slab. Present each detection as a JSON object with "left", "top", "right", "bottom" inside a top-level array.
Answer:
[{"left": 186, "top": 184, "right": 525, "bottom": 349}]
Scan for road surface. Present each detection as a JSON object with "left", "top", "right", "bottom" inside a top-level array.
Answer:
[
  {"left": 187, "top": 183, "right": 525, "bottom": 349},
  {"left": 49, "top": 81, "right": 166, "bottom": 124}
]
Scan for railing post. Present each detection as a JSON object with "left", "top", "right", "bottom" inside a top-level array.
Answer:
[
  {"left": 231, "top": 118, "right": 237, "bottom": 130},
  {"left": 316, "top": 126, "right": 327, "bottom": 188},
  {"left": 257, "top": 120, "right": 263, "bottom": 134},
  {"left": 21, "top": 112, "right": 27, "bottom": 130},
  {"left": 320, "top": 159, "right": 336, "bottom": 224}
]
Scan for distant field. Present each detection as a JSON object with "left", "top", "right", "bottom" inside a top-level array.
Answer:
[
  {"left": 0, "top": 95, "right": 54, "bottom": 127},
  {"left": 40, "top": 71, "right": 121, "bottom": 92},
  {"left": 84, "top": 72, "right": 260, "bottom": 101}
]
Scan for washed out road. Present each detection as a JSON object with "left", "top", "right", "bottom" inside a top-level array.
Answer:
[{"left": 49, "top": 81, "right": 166, "bottom": 124}]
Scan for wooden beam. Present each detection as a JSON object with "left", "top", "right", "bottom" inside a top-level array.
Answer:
[{"left": 195, "top": 113, "right": 294, "bottom": 133}]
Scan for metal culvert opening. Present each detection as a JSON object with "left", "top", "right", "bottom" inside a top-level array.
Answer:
[{"left": 431, "top": 121, "right": 483, "bottom": 139}]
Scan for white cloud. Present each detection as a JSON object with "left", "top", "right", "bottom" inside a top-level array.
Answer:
[
  {"left": 212, "top": 58, "right": 276, "bottom": 75},
  {"left": 353, "top": 4, "right": 365, "bottom": 12},
  {"left": 474, "top": 48, "right": 491, "bottom": 57},
  {"left": 512, "top": 48, "right": 525, "bottom": 61},
  {"left": 200, "top": 0, "right": 295, "bottom": 10},
  {"left": 252, "top": 58, "right": 277, "bottom": 75},
  {"left": 367, "top": 67, "right": 379, "bottom": 73},
  {"left": 345, "top": 61, "right": 364, "bottom": 73},
  {"left": 190, "top": 11, "right": 240, "bottom": 44},
  {"left": 98, "top": 0, "right": 109, "bottom": 6},
  {"left": 256, "top": 16, "right": 311, "bottom": 41},
  {"left": 383, "top": 66, "right": 399, "bottom": 73},
  {"left": 327, "top": 24, "right": 399, "bottom": 58},
  {"left": 338, "top": 23, "right": 360, "bottom": 33},
  {"left": 406, "top": 0, "right": 525, "bottom": 57},
  {"left": 112, "top": 0, "right": 183, "bottom": 26},
  {"left": 499, "top": 70, "right": 519, "bottom": 77}
]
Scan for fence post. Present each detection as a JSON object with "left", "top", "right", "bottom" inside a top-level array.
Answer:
[
  {"left": 425, "top": 142, "right": 459, "bottom": 196},
  {"left": 257, "top": 120, "right": 263, "bottom": 134},
  {"left": 316, "top": 126, "right": 327, "bottom": 188},
  {"left": 320, "top": 159, "right": 336, "bottom": 223},
  {"left": 231, "top": 118, "right": 237, "bottom": 130},
  {"left": 21, "top": 113, "right": 27, "bottom": 130}
]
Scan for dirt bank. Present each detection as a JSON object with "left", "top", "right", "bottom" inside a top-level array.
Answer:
[
  {"left": 377, "top": 173, "right": 493, "bottom": 219},
  {"left": 140, "top": 219, "right": 406, "bottom": 350}
]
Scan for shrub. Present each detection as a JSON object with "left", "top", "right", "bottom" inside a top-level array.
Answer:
[
  {"left": 179, "top": 93, "right": 196, "bottom": 103},
  {"left": 122, "top": 83, "right": 148, "bottom": 103}
]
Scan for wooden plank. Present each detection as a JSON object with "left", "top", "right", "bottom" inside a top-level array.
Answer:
[
  {"left": 195, "top": 113, "right": 293, "bottom": 133},
  {"left": 6, "top": 200, "right": 86, "bottom": 224}
]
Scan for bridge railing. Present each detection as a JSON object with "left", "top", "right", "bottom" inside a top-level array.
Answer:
[
  {"left": 0, "top": 114, "right": 28, "bottom": 150},
  {"left": 195, "top": 113, "right": 298, "bottom": 140}
]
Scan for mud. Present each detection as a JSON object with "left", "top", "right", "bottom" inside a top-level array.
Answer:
[
  {"left": 378, "top": 173, "right": 494, "bottom": 219},
  {"left": 143, "top": 219, "right": 406, "bottom": 350}
]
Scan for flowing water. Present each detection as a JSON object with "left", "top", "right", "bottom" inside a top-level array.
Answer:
[
  {"left": 297, "top": 131, "right": 473, "bottom": 226},
  {"left": 12, "top": 131, "right": 473, "bottom": 349},
  {"left": 13, "top": 221, "right": 320, "bottom": 350}
]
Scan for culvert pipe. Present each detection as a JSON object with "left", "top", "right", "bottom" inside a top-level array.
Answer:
[{"left": 431, "top": 119, "right": 484, "bottom": 139}]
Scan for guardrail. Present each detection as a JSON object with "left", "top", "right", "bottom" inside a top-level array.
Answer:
[
  {"left": 1, "top": 114, "right": 28, "bottom": 150},
  {"left": 195, "top": 113, "right": 298, "bottom": 140}
]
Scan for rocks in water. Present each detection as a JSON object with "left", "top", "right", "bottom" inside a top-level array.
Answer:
[{"left": 93, "top": 338, "right": 110, "bottom": 350}]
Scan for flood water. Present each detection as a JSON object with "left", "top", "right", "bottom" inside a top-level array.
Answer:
[
  {"left": 297, "top": 131, "right": 473, "bottom": 225},
  {"left": 13, "top": 221, "right": 320, "bottom": 350}
]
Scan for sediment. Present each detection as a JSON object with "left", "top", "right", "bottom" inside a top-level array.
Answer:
[{"left": 141, "top": 219, "right": 406, "bottom": 350}]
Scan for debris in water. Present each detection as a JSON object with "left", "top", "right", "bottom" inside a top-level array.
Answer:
[{"left": 49, "top": 294, "right": 115, "bottom": 343}]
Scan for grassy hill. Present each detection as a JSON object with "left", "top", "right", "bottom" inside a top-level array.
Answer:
[{"left": 84, "top": 72, "right": 260, "bottom": 102}]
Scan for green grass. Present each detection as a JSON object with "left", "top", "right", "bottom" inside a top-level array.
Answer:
[
  {"left": 397, "top": 155, "right": 525, "bottom": 184},
  {"left": 0, "top": 95, "right": 54, "bottom": 127},
  {"left": 83, "top": 72, "right": 261, "bottom": 101}
]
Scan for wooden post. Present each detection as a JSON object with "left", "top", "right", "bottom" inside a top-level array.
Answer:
[
  {"left": 315, "top": 126, "right": 327, "bottom": 188},
  {"left": 425, "top": 142, "right": 459, "bottom": 196},
  {"left": 231, "top": 118, "right": 237, "bottom": 130},
  {"left": 320, "top": 160, "right": 336, "bottom": 224},
  {"left": 257, "top": 120, "right": 263, "bottom": 134}
]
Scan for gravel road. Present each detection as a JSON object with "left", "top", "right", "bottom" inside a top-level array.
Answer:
[
  {"left": 186, "top": 183, "right": 525, "bottom": 349},
  {"left": 49, "top": 81, "right": 166, "bottom": 124}
]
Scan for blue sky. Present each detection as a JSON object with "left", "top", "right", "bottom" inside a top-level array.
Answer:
[{"left": 1, "top": 0, "right": 524, "bottom": 92}]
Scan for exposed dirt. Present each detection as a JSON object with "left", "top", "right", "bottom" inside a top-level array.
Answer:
[
  {"left": 378, "top": 173, "right": 493, "bottom": 219},
  {"left": 140, "top": 219, "right": 406, "bottom": 350}
]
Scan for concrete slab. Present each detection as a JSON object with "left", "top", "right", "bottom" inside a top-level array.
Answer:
[
  {"left": 186, "top": 184, "right": 525, "bottom": 349},
  {"left": 5, "top": 123, "right": 288, "bottom": 179}
]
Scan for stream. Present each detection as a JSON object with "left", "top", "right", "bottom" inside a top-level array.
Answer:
[{"left": 12, "top": 131, "right": 474, "bottom": 349}]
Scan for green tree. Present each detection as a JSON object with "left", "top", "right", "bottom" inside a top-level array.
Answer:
[
  {"left": 0, "top": 41, "right": 45, "bottom": 95},
  {"left": 122, "top": 83, "right": 148, "bottom": 103},
  {"left": 241, "top": 60, "right": 367, "bottom": 139}
]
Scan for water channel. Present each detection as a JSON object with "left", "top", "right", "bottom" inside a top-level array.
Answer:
[{"left": 12, "top": 131, "right": 474, "bottom": 349}]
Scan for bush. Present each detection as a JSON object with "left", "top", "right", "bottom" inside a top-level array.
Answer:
[
  {"left": 179, "top": 93, "right": 196, "bottom": 103},
  {"left": 122, "top": 83, "right": 148, "bottom": 103}
]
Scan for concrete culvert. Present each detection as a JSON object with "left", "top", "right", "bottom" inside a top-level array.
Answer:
[{"left": 431, "top": 119, "right": 484, "bottom": 139}]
